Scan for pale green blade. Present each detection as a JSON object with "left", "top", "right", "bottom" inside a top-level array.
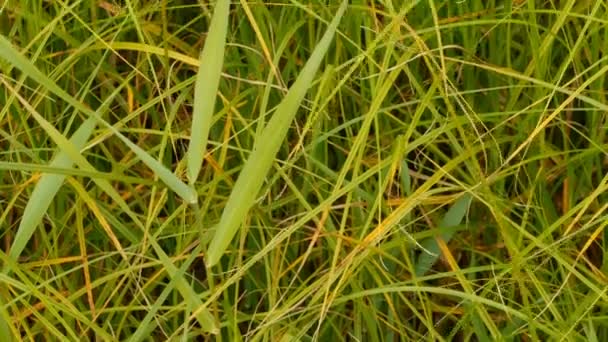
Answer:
[
  {"left": 0, "top": 289, "right": 13, "bottom": 342},
  {"left": 4, "top": 74, "right": 128, "bottom": 263},
  {"left": 8, "top": 116, "right": 96, "bottom": 261},
  {"left": 6, "top": 86, "right": 219, "bottom": 333},
  {"left": 187, "top": 0, "right": 230, "bottom": 183},
  {"left": 0, "top": 35, "right": 196, "bottom": 204},
  {"left": 414, "top": 193, "right": 473, "bottom": 277},
  {"left": 205, "top": 0, "right": 348, "bottom": 267},
  {"left": 127, "top": 243, "right": 219, "bottom": 341}
]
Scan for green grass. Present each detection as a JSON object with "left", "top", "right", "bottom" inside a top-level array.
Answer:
[{"left": 1, "top": 0, "right": 607, "bottom": 340}]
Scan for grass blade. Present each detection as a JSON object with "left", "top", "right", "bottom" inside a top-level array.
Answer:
[
  {"left": 414, "top": 193, "right": 473, "bottom": 277},
  {"left": 0, "top": 35, "right": 196, "bottom": 204},
  {"left": 7, "top": 116, "right": 96, "bottom": 261},
  {"left": 4, "top": 83, "right": 219, "bottom": 333},
  {"left": 127, "top": 243, "right": 220, "bottom": 341},
  {"left": 3, "top": 70, "right": 127, "bottom": 264},
  {"left": 113, "top": 133, "right": 197, "bottom": 203},
  {"left": 187, "top": 0, "right": 230, "bottom": 184},
  {"left": 205, "top": 0, "right": 348, "bottom": 267},
  {"left": 0, "top": 289, "right": 14, "bottom": 342}
]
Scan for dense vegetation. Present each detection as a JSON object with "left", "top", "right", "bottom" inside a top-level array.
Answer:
[{"left": 1, "top": 0, "right": 607, "bottom": 340}]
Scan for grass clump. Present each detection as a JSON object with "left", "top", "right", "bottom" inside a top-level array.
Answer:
[{"left": 1, "top": 0, "right": 607, "bottom": 340}]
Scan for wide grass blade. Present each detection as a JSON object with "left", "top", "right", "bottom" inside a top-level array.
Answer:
[
  {"left": 0, "top": 35, "right": 197, "bottom": 204},
  {"left": 187, "top": 0, "right": 230, "bottom": 184},
  {"left": 205, "top": 0, "right": 348, "bottom": 267},
  {"left": 414, "top": 193, "right": 473, "bottom": 277}
]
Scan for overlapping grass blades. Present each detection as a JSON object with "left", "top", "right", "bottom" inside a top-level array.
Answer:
[
  {"left": 0, "top": 35, "right": 197, "bottom": 204},
  {"left": 205, "top": 0, "right": 348, "bottom": 267}
]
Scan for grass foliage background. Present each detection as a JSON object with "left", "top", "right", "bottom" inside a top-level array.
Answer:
[{"left": 1, "top": 0, "right": 608, "bottom": 340}]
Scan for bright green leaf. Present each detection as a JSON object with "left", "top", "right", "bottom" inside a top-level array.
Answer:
[
  {"left": 187, "top": 0, "right": 231, "bottom": 184},
  {"left": 205, "top": 0, "right": 348, "bottom": 267}
]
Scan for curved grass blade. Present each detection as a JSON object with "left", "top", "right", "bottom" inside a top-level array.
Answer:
[
  {"left": 0, "top": 35, "right": 196, "bottom": 204},
  {"left": 187, "top": 0, "right": 230, "bottom": 184},
  {"left": 414, "top": 193, "right": 473, "bottom": 277},
  {"left": 205, "top": 0, "right": 348, "bottom": 267}
]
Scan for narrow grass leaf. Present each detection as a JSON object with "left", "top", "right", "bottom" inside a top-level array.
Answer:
[
  {"left": 187, "top": 0, "right": 230, "bottom": 183},
  {"left": 98, "top": 192, "right": 221, "bottom": 334},
  {"left": 205, "top": 0, "right": 348, "bottom": 267},
  {"left": 149, "top": 243, "right": 220, "bottom": 336},
  {"left": 4, "top": 82, "right": 218, "bottom": 333},
  {"left": 3, "top": 66, "right": 125, "bottom": 264},
  {"left": 0, "top": 161, "right": 156, "bottom": 183},
  {"left": 0, "top": 35, "right": 196, "bottom": 204},
  {"left": 0, "top": 292, "right": 14, "bottom": 342},
  {"left": 127, "top": 244, "right": 215, "bottom": 341},
  {"left": 8, "top": 116, "right": 97, "bottom": 261},
  {"left": 415, "top": 193, "right": 472, "bottom": 276},
  {"left": 112, "top": 133, "right": 197, "bottom": 203},
  {"left": 400, "top": 160, "right": 411, "bottom": 196}
]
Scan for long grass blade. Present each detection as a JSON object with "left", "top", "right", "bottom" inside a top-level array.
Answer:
[
  {"left": 205, "top": 0, "right": 348, "bottom": 267},
  {"left": 0, "top": 289, "right": 14, "bottom": 342},
  {"left": 187, "top": 0, "right": 230, "bottom": 184},
  {"left": 3, "top": 73, "right": 127, "bottom": 264},
  {"left": 7, "top": 116, "right": 96, "bottom": 261},
  {"left": 0, "top": 35, "right": 197, "bottom": 204},
  {"left": 414, "top": 193, "right": 473, "bottom": 277},
  {"left": 5, "top": 84, "right": 219, "bottom": 333}
]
